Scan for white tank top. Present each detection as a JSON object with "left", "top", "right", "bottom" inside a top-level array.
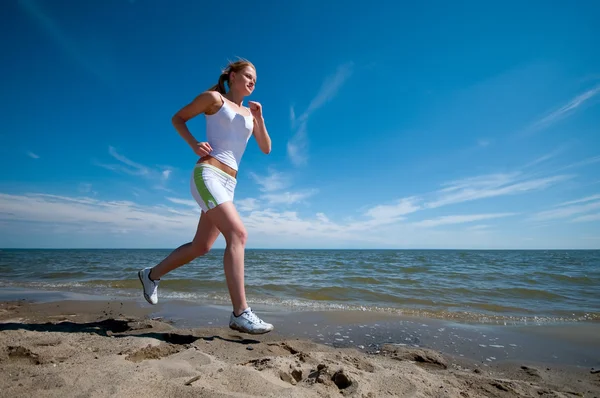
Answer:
[{"left": 205, "top": 95, "right": 254, "bottom": 171}]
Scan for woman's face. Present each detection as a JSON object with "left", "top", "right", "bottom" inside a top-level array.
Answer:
[{"left": 231, "top": 66, "right": 256, "bottom": 96}]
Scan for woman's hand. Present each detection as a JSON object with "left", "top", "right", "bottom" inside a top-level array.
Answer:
[
  {"left": 248, "top": 101, "right": 263, "bottom": 120},
  {"left": 192, "top": 141, "right": 212, "bottom": 157}
]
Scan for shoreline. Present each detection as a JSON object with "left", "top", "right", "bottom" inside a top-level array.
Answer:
[
  {"left": 1, "top": 286, "right": 599, "bottom": 369},
  {"left": 1, "top": 280, "right": 597, "bottom": 326},
  {"left": 1, "top": 292, "right": 599, "bottom": 397}
]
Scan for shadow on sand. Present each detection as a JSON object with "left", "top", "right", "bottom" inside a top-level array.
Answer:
[{"left": 0, "top": 319, "right": 261, "bottom": 346}]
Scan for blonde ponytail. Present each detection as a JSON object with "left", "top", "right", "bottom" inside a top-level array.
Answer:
[{"left": 208, "top": 72, "right": 229, "bottom": 94}]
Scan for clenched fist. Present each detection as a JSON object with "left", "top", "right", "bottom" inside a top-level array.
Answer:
[{"left": 248, "top": 101, "right": 263, "bottom": 119}]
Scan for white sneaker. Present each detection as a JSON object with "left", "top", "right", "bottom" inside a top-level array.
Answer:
[
  {"left": 229, "top": 308, "right": 274, "bottom": 334},
  {"left": 138, "top": 267, "right": 159, "bottom": 305}
]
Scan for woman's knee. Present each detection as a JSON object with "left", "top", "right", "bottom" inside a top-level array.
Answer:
[
  {"left": 191, "top": 242, "right": 212, "bottom": 257},
  {"left": 226, "top": 226, "right": 247, "bottom": 246},
  {"left": 205, "top": 202, "right": 247, "bottom": 247}
]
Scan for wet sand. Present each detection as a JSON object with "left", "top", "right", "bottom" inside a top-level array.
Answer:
[{"left": 1, "top": 293, "right": 599, "bottom": 397}]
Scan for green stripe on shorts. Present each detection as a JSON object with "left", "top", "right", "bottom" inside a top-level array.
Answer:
[{"left": 193, "top": 166, "right": 218, "bottom": 209}]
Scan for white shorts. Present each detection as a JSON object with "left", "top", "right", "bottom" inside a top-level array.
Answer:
[{"left": 190, "top": 163, "right": 237, "bottom": 213}]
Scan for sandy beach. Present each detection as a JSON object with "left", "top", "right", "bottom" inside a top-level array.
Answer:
[{"left": 1, "top": 298, "right": 599, "bottom": 398}]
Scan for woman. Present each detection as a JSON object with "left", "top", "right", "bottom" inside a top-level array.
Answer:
[{"left": 138, "top": 59, "right": 274, "bottom": 334}]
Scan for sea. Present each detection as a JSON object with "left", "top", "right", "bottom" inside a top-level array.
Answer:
[{"left": 1, "top": 248, "right": 598, "bottom": 326}]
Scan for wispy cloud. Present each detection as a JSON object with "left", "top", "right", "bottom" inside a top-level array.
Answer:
[
  {"left": 26, "top": 151, "right": 40, "bottom": 159},
  {"left": 531, "top": 199, "right": 600, "bottom": 222},
  {"left": 529, "top": 84, "right": 600, "bottom": 133},
  {"left": 237, "top": 205, "right": 520, "bottom": 248},
  {"left": 413, "top": 213, "right": 517, "bottom": 228},
  {"left": 78, "top": 183, "right": 92, "bottom": 193},
  {"left": 0, "top": 188, "right": 593, "bottom": 249},
  {"left": 523, "top": 146, "right": 567, "bottom": 169},
  {"left": 77, "top": 183, "right": 98, "bottom": 196},
  {"left": 0, "top": 192, "right": 371, "bottom": 247},
  {"left": 240, "top": 208, "right": 384, "bottom": 245},
  {"left": 425, "top": 173, "right": 572, "bottom": 209},
  {"left": 466, "top": 224, "right": 491, "bottom": 231},
  {"left": 236, "top": 198, "right": 259, "bottom": 212},
  {"left": 436, "top": 173, "right": 518, "bottom": 194},
  {"left": 477, "top": 139, "right": 491, "bottom": 148},
  {"left": 249, "top": 168, "right": 291, "bottom": 192},
  {"left": 364, "top": 197, "right": 421, "bottom": 220},
  {"left": 554, "top": 155, "right": 600, "bottom": 172},
  {"left": 95, "top": 146, "right": 174, "bottom": 190},
  {"left": 245, "top": 168, "right": 317, "bottom": 206},
  {"left": 348, "top": 153, "right": 577, "bottom": 231},
  {"left": 296, "top": 62, "right": 354, "bottom": 124},
  {"left": 0, "top": 193, "right": 198, "bottom": 235},
  {"left": 316, "top": 213, "right": 330, "bottom": 223},
  {"left": 572, "top": 213, "right": 600, "bottom": 223},
  {"left": 287, "top": 62, "right": 354, "bottom": 166},
  {"left": 337, "top": 153, "right": 577, "bottom": 233},
  {"left": 289, "top": 106, "right": 296, "bottom": 129},
  {"left": 554, "top": 194, "right": 600, "bottom": 207},
  {"left": 236, "top": 189, "right": 317, "bottom": 208},
  {"left": 104, "top": 146, "right": 150, "bottom": 176},
  {"left": 287, "top": 122, "right": 308, "bottom": 167},
  {"left": 525, "top": 154, "right": 554, "bottom": 168},
  {"left": 166, "top": 197, "right": 198, "bottom": 207},
  {"left": 261, "top": 189, "right": 318, "bottom": 205}
]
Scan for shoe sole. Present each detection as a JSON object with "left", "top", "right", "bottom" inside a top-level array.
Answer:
[
  {"left": 138, "top": 270, "right": 156, "bottom": 305},
  {"left": 229, "top": 323, "right": 274, "bottom": 335}
]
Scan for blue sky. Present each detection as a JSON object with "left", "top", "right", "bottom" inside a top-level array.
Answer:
[{"left": 1, "top": 0, "right": 599, "bottom": 249}]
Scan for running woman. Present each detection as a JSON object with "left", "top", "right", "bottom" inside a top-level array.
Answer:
[{"left": 138, "top": 59, "right": 274, "bottom": 334}]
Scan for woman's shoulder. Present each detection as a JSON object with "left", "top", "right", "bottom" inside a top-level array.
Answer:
[
  {"left": 194, "top": 90, "right": 224, "bottom": 115},
  {"left": 197, "top": 90, "right": 223, "bottom": 103}
]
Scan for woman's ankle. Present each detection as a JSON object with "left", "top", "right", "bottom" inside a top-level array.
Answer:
[
  {"left": 233, "top": 305, "right": 249, "bottom": 317},
  {"left": 148, "top": 268, "right": 159, "bottom": 281}
]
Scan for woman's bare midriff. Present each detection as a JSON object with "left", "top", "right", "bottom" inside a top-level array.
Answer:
[{"left": 198, "top": 155, "right": 237, "bottom": 178}]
